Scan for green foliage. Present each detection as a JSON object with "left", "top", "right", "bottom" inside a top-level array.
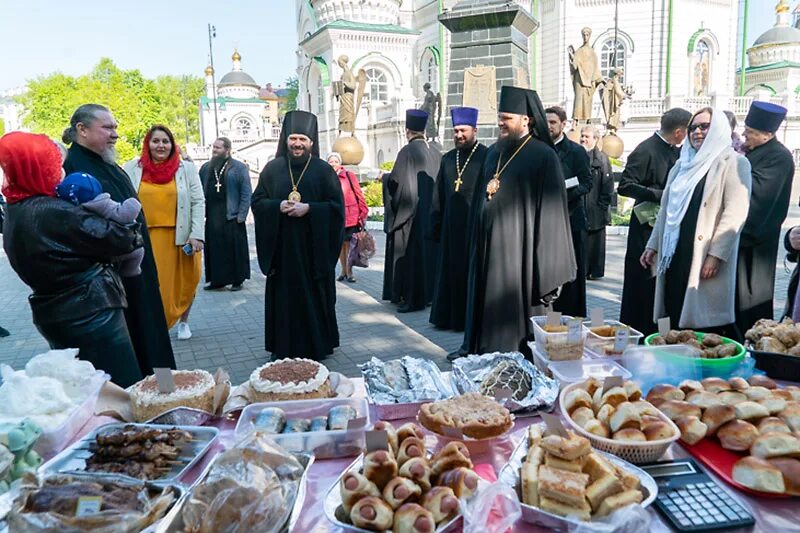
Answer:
[
  {"left": 281, "top": 76, "right": 299, "bottom": 114},
  {"left": 0, "top": 118, "right": 4, "bottom": 136},
  {"left": 611, "top": 212, "right": 631, "bottom": 226},
  {"left": 362, "top": 180, "right": 383, "bottom": 207},
  {"left": 379, "top": 160, "right": 395, "bottom": 171},
  {"left": 368, "top": 213, "right": 384, "bottom": 222},
  {"left": 17, "top": 58, "right": 204, "bottom": 163}
]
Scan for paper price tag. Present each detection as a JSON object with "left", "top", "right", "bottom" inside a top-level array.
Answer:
[
  {"left": 347, "top": 417, "right": 367, "bottom": 430},
  {"left": 567, "top": 318, "right": 582, "bottom": 343},
  {"left": 602, "top": 375, "right": 625, "bottom": 394},
  {"left": 613, "top": 327, "right": 630, "bottom": 353},
  {"left": 657, "top": 317, "right": 671, "bottom": 338},
  {"left": 590, "top": 308, "right": 604, "bottom": 328},
  {"left": 541, "top": 413, "right": 569, "bottom": 437},
  {"left": 75, "top": 496, "right": 103, "bottom": 517},
  {"left": 365, "top": 430, "right": 390, "bottom": 452},
  {"left": 546, "top": 311, "right": 562, "bottom": 327},
  {"left": 153, "top": 367, "right": 175, "bottom": 393}
]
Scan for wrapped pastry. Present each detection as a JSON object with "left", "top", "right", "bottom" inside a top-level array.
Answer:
[
  {"left": 364, "top": 449, "right": 399, "bottom": 490},
  {"left": 399, "top": 457, "right": 432, "bottom": 491},
  {"left": 397, "top": 423, "right": 425, "bottom": 444},
  {"left": 350, "top": 496, "right": 394, "bottom": 530},
  {"left": 383, "top": 476, "right": 422, "bottom": 510},
  {"left": 329, "top": 405, "right": 358, "bottom": 431},
  {"left": 309, "top": 416, "right": 328, "bottom": 432},
  {"left": 253, "top": 407, "right": 286, "bottom": 433},
  {"left": 282, "top": 418, "right": 310, "bottom": 433},
  {"left": 397, "top": 437, "right": 426, "bottom": 466},
  {"left": 392, "top": 502, "right": 436, "bottom": 533},
  {"left": 420, "top": 486, "right": 459, "bottom": 523},
  {"left": 758, "top": 336, "right": 787, "bottom": 354},
  {"left": 341, "top": 471, "right": 381, "bottom": 514},
  {"left": 430, "top": 442, "right": 472, "bottom": 478},
  {"left": 437, "top": 466, "right": 479, "bottom": 499},
  {"left": 374, "top": 421, "right": 400, "bottom": 456}
]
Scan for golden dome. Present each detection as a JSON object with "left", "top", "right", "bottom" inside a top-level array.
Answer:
[
  {"left": 232, "top": 50, "right": 241, "bottom": 61},
  {"left": 204, "top": 65, "right": 214, "bottom": 76},
  {"left": 777, "top": 0, "right": 790, "bottom": 14}
]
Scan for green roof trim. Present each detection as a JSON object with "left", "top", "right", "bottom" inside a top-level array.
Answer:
[
  {"left": 313, "top": 56, "right": 330, "bottom": 86},
  {"left": 200, "top": 96, "right": 269, "bottom": 106},
  {"left": 687, "top": 29, "right": 704, "bottom": 54},
  {"left": 305, "top": 0, "right": 318, "bottom": 30},
  {"left": 300, "top": 19, "right": 419, "bottom": 45},
  {"left": 739, "top": 60, "right": 800, "bottom": 74}
]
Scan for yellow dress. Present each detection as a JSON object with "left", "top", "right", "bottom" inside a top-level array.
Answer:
[{"left": 138, "top": 180, "right": 202, "bottom": 328}]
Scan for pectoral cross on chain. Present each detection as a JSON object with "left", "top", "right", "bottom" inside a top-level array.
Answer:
[
  {"left": 454, "top": 177, "right": 463, "bottom": 192},
  {"left": 215, "top": 181, "right": 222, "bottom": 193}
]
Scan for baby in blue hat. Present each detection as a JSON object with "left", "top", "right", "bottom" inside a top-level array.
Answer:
[{"left": 55, "top": 172, "right": 144, "bottom": 276}]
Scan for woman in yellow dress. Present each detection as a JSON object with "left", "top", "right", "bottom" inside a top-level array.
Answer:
[{"left": 123, "top": 125, "right": 204, "bottom": 340}]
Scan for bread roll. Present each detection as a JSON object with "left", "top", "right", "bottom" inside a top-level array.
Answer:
[
  {"left": 340, "top": 471, "right": 381, "bottom": 514},
  {"left": 397, "top": 422, "right": 425, "bottom": 443},
  {"left": 743, "top": 386, "right": 772, "bottom": 401},
  {"left": 646, "top": 384, "right": 685, "bottom": 405},
  {"left": 759, "top": 397, "right": 788, "bottom": 416},
  {"left": 732, "top": 456, "right": 785, "bottom": 493},
  {"left": 392, "top": 502, "right": 434, "bottom": 533},
  {"left": 420, "top": 486, "right": 459, "bottom": 524},
  {"left": 632, "top": 400, "right": 661, "bottom": 418},
  {"left": 540, "top": 432, "right": 591, "bottom": 461},
  {"left": 609, "top": 402, "right": 642, "bottom": 433},
  {"left": 734, "top": 401, "right": 771, "bottom": 420},
  {"left": 718, "top": 420, "right": 759, "bottom": 451},
  {"left": 437, "top": 467, "right": 479, "bottom": 499},
  {"left": 767, "top": 458, "right": 800, "bottom": 496},
  {"left": 571, "top": 406, "right": 596, "bottom": 428},
  {"left": 771, "top": 389, "right": 794, "bottom": 401},
  {"left": 624, "top": 381, "right": 642, "bottom": 401},
  {"left": 750, "top": 432, "right": 800, "bottom": 459},
  {"left": 678, "top": 379, "right": 704, "bottom": 395},
  {"left": 613, "top": 428, "right": 647, "bottom": 442},
  {"left": 596, "top": 404, "right": 615, "bottom": 426},
  {"left": 399, "top": 457, "right": 432, "bottom": 491},
  {"left": 580, "top": 377, "right": 603, "bottom": 397},
  {"left": 586, "top": 475, "right": 624, "bottom": 512},
  {"left": 784, "top": 386, "right": 800, "bottom": 401},
  {"left": 583, "top": 419, "right": 610, "bottom": 438},
  {"left": 643, "top": 420, "right": 675, "bottom": 441},
  {"left": 701, "top": 377, "right": 731, "bottom": 394},
  {"left": 600, "top": 386, "right": 628, "bottom": 408},
  {"left": 364, "top": 449, "right": 399, "bottom": 490},
  {"left": 659, "top": 400, "right": 702, "bottom": 421},
  {"left": 758, "top": 417, "right": 792, "bottom": 434},
  {"left": 397, "top": 437, "right": 426, "bottom": 466},
  {"left": 780, "top": 403, "right": 800, "bottom": 432},
  {"left": 728, "top": 377, "right": 749, "bottom": 391},
  {"left": 748, "top": 375, "right": 778, "bottom": 389},
  {"left": 565, "top": 388, "right": 594, "bottom": 414},
  {"left": 675, "top": 416, "right": 708, "bottom": 445},
  {"left": 686, "top": 390, "right": 723, "bottom": 410},
  {"left": 383, "top": 476, "right": 423, "bottom": 510},
  {"left": 351, "top": 496, "right": 394, "bottom": 530},
  {"left": 430, "top": 442, "right": 472, "bottom": 478},
  {"left": 717, "top": 391, "right": 747, "bottom": 405},
  {"left": 595, "top": 489, "right": 643, "bottom": 517},
  {"left": 701, "top": 404, "right": 736, "bottom": 436}
]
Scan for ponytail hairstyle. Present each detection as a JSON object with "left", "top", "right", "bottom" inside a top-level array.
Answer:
[{"left": 62, "top": 104, "right": 110, "bottom": 144}]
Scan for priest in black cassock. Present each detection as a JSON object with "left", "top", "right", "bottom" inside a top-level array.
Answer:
[
  {"left": 618, "top": 108, "right": 691, "bottom": 335},
  {"left": 429, "top": 107, "right": 488, "bottom": 332},
  {"left": 382, "top": 110, "right": 441, "bottom": 312},
  {"left": 251, "top": 111, "right": 344, "bottom": 360},
  {"left": 546, "top": 106, "right": 592, "bottom": 317},
  {"left": 736, "top": 101, "right": 794, "bottom": 333},
  {"left": 62, "top": 104, "right": 175, "bottom": 375},
  {"left": 457, "top": 86, "right": 576, "bottom": 357}
]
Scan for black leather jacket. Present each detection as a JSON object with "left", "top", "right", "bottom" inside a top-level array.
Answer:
[{"left": 3, "top": 196, "right": 142, "bottom": 325}]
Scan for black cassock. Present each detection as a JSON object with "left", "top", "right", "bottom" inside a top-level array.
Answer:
[
  {"left": 428, "top": 142, "right": 489, "bottom": 331},
  {"left": 251, "top": 156, "right": 344, "bottom": 360},
  {"left": 618, "top": 134, "right": 680, "bottom": 335},
  {"left": 382, "top": 138, "right": 441, "bottom": 309},
  {"left": 585, "top": 147, "right": 614, "bottom": 278},
  {"left": 553, "top": 137, "right": 592, "bottom": 317},
  {"left": 462, "top": 136, "right": 576, "bottom": 354},
  {"left": 64, "top": 143, "right": 175, "bottom": 374},
  {"left": 736, "top": 137, "right": 794, "bottom": 332}
]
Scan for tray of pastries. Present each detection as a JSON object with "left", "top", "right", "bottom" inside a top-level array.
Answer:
[
  {"left": 324, "top": 421, "right": 482, "bottom": 532},
  {"left": 647, "top": 375, "right": 800, "bottom": 496},
  {"left": 498, "top": 424, "right": 657, "bottom": 529},
  {"left": 39, "top": 423, "right": 218, "bottom": 485},
  {"left": 745, "top": 318, "right": 800, "bottom": 379},
  {"left": 417, "top": 393, "right": 514, "bottom": 440},
  {"left": 560, "top": 378, "right": 680, "bottom": 464}
]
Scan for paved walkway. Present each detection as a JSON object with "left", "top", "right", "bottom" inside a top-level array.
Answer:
[{"left": 1, "top": 209, "right": 798, "bottom": 385}]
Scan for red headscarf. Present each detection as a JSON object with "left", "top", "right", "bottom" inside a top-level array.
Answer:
[
  {"left": 0, "top": 132, "right": 63, "bottom": 204},
  {"left": 139, "top": 125, "right": 181, "bottom": 185}
]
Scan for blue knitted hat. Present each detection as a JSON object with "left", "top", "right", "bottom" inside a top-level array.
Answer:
[{"left": 55, "top": 172, "right": 103, "bottom": 205}]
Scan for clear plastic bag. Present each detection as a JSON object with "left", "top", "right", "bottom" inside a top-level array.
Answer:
[
  {"left": 572, "top": 503, "right": 651, "bottom": 533},
  {"left": 462, "top": 482, "right": 522, "bottom": 533}
]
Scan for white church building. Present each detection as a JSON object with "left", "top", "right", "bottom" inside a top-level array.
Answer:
[{"left": 294, "top": 0, "right": 800, "bottom": 168}]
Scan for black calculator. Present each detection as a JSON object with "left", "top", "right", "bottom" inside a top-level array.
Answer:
[{"left": 640, "top": 458, "right": 755, "bottom": 531}]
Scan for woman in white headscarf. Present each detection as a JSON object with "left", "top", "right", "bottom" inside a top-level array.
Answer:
[{"left": 641, "top": 107, "right": 751, "bottom": 339}]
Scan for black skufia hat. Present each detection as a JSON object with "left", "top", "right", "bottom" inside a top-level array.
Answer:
[
  {"left": 745, "top": 101, "right": 787, "bottom": 134},
  {"left": 498, "top": 85, "right": 553, "bottom": 147},
  {"left": 276, "top": 110, "right": 320, "bottom": 158},
  {"left": 406, "top": 109, "right": 429, "bottom": 132}
]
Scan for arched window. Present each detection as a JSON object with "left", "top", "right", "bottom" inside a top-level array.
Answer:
[
  {"left": 600, "top": 39, "right": 626, "bottom": 84},
  {"left": 692, "top": 39, "right": 712, "bottom": 96},
  {"left": 427, "top": 57, "right": 437, "bottom": 88},
  {"left": 316, "top": 77, "right": 325, "bottom": 114},
  {"left": 365, "top": 67, "right": 389, "bottom": 102},
  {"left": 235, "top": 117, "right": 253, "bottom": 137}
]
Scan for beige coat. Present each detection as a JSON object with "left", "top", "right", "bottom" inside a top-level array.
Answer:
[
  {"left": 647, "top": 148, "right": 752, "bottom": 328},
  {"left": 123, "top": 158, "right": 205, "bottom": 245}
]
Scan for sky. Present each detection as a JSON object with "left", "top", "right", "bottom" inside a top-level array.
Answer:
[{"left": 0, "top": 0, "right": 780, "bottom": 91}]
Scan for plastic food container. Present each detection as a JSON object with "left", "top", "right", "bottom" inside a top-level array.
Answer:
[
  {"left": 643, "top": 333, "right": 745, "bottom": 378},
  {"left": 235, "top": 397, "right": 370, "bottom": 459},
  {"left": 531, "top": 315, "right": 588, "bottom": 361},
  {"left": 548, "top": 359, "right": 631, "bottom": 388},
  {"left": 621, "top": 345, "right": 703, "bottom": 397},
  {"left": 584, "top": 320, "right": 643, "bottom": 358}
]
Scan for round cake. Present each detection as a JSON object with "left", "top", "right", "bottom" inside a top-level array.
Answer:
[
  {"left": 249, "top": 358, "right": 334, "bottom": 402},
  {"left": 130, "top": 369, "right": 216, "bottom": 422}
]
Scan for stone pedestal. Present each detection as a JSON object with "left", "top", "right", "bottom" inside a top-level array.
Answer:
[{"left": 439, "top": 0, "right": 539, "bottom": 150}]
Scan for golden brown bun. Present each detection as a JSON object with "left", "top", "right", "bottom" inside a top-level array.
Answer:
[
  {"left": 759, "top": 397, "right": 788, "bottom": 416},
  {"left": 659, "top": 400, "right": 702, "bottom": 421},
  {"left": 701, "top": 404, "right": 736, "bottom": 436},
  {"left": 583, "top": 419, "right": 610, "bottom": 438},
  {"left": 728, "top": 377, "right": 750, "bottom": 391},
  {"left": 767, "top": 458, "right": 800, "bottom": 496},
  {"left": 686, "top": 390, "right": 723, "bottom": 410},
  {"left": 609, "top": 402, "right": 642, "bottom": 433},
  {"left": 675, "top": 416, "right": 708, "bottom": 445},
  {"left": 351, "top": 496, "right": 394, "bottom": 530},
  {"left": 392, "top": 502, "right": 434, "bottom": 533},
  {"left": 642, "top": 420, "right": 675, "bottom": 441},
  {"left": 784, "top": 386, "right": 800, "bottom": 401},
  {"left": 612, "top": 428, "right": 647, "bottom": 442},
  {"left": 340, "top": 471, "right": 382, "bottom": 514},
  {"left": 397, "top": 423, "right": 426, "bottom": 443},
  {"left": 678, "top": 379, "right": 704, "bottom": 395},
  {"left": 364, "top": 449, "right": 400, "bottom": 491},
  {"left": 771, "top": 389, "right": 794, "bottom": 401},
  {"left": 383, "top": 476, "right": 423, "bottom": 510},
  {"left": 780, "top": 403, "right": 800, "bottom": 432},
  {"left": 732, "top": 456, "right": 785, "bottom": 493},
  {"left": 701, "top": 377, "right": 731, "bottom": 394},
  {"left": 596, "top": 404, "right": 615, "bottom": 426},
  {"left": 631, "top": 400, "right": 661, "bottom": 418},
  {"left": 743, "top": 386, "right": 772, "bottom": 401},
  {"left": 420, "top": 486, "right": 459, "bottom": 524},
  {"left": 718, "top": 420, "right": 760, "bottom": 451},
  {"left": 623, "top": 381, "right": 642, "bottom": 401},
  {"left": 717, "top": 391, "right": 748, "bottom": 405},
  {"left": 748, "top": 375, "right": 778, "bottom": 389},
  {"left": 580, "top": 377, "right": 603, "bottom": 397},
  {"left": 600, "top": 386, "right": 628, "bottom": 408},
  {"left": 565, "top": 388, "right": 594, "bottom": 414},
  {"left": 734, "top": 401, "right": 771, "bottom": 420},
  {"left": 571, "top": 406, "right": 596, "bottom": 429},
  {"left": 646, "top": 384, "right": 685, "bottom": 405},
  {"left": 758, "top": 417, "right": 792, "bottom": 434},
  {"left": 594, "top": 489, "right": 643, "bottom": 517},
  {"left": 750, "top": 432, "right": 800, "bottom": 459},
  {"left": 540, "top": 432, "right": 591, "bottom": 461}
]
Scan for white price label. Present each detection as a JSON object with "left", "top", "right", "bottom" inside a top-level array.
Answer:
[
  {"left": 613, "top": 328, "right": 630, "bottom": 352},
  {"left": 75, "top": 496, "right": 102, "bottom": 517},
  {"left": 567, "top": 318, "right": 582, "bottom": 343},
  {"left": 590, "top": 308, "right": 604, "bottom": 328}
]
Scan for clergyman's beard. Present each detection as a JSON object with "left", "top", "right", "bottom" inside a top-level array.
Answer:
[
  {"left": 101, "top": 147, "right": 117, "bottom": 164},
  {"left": 210, "top": 154, "right": 228, "bottom": 168},
  {"left": 496, "top": 128, "right": 526, "bottom": 154},
  {"left": 289, "top": 147, "right": 311, "bottom": 161}
]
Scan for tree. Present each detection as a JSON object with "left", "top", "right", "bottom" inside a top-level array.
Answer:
[
  {"left": 0, "top": 118, "right": 5, "bottom": 136},
  {"left": 280, "top": 76, "right": 299, "bottom": 114},
  {"left": 17, "top": 59, "right": 205, "bottom": 163}
]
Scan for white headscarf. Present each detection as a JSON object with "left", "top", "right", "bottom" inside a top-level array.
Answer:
[{"left": 657, "top": 108, "right": 732, "bottom": 275}]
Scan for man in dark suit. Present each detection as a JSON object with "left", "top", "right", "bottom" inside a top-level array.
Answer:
[
  {"left": 580, "top": 125, "right": 614, "bottom": 279},
  {"left": 547, "top": 106, "right": 592, "bottom": 317}
]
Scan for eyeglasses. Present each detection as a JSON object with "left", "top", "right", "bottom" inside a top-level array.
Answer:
[{"left": 689, "top": 122, "right": 711, "bottom": 133}]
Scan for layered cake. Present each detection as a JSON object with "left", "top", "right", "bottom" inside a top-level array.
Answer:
[
  {"left": 130, "top": 369, "right": 216, "bottom": 422},
  {"left": 249, "top": 358, "right": 334, "bottom": 402}
]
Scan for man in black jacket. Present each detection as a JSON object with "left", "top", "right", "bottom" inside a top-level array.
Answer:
[
  {"left": 618, "top": 108, "right": 691, "bottom": 334},
  {"left": 580, "top": 125, "right": 614, "bottom": 279},
  {"left": 736, "top": 101, "right": 794, "bottom": 331},
  {"left": 547, "top": 106, "right": 592, "bottom": 317}
]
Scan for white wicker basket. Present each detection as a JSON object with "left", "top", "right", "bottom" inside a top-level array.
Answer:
[{"left": 559, "top": 381, "right": 680, "bottom": 464}]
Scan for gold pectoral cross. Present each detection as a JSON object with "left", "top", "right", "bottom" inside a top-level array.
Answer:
[{"left": 454, "top": 177, "right": 463, "bottom": 192}]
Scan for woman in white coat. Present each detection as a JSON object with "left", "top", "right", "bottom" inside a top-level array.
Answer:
[
  {"left": 123, "top": 125, "right": 205, "bottom": 340},
  {"left": 641, "top": 107, "right": 752, "bottom": 340}
]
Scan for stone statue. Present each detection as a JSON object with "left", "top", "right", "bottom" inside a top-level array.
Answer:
[
  {"left": 568, "top": 27, "right": 603, "bottom": 123},
  {"left": 601, "top": 68, "right": 630, "bottom": 133},
  {"left": 334, "top": 55, "right": 366, "bottom": 135},
  {"left": 420, "top": 82, "right": 441, "bottom": 141}
]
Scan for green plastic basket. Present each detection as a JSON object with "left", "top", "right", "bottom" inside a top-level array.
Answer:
[{"left": 643, "top": 332, "right": 745, "bottom": 377}]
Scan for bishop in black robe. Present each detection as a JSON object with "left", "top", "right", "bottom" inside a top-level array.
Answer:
[
  {"left": 251, "top": 111, "right": 344, "bottom": 360},
  {"left": 382, "top": 109, "right": 441, "bottom": 312},
  {"left": 64, "top": 136, "right": 175, "bottom": 375},
  {"left": 736, "top": 102, "right": 794, "bottom": 333},
  {"left": 429, "top": 107, "right": 488, "bottom": 331},
  {"left": 461, "top": 87, "right": 576, "bottom": 355},
  {"left": 618, "top": 131, "right": 681, "bottom": 335}
]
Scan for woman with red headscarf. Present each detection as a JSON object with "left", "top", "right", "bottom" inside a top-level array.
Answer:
[
  {"left": 0, "top": 132, "right": 143, "bottom": 386},
  {"left": 123, "top": 125, "right": 205, "bottom": 339}
]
